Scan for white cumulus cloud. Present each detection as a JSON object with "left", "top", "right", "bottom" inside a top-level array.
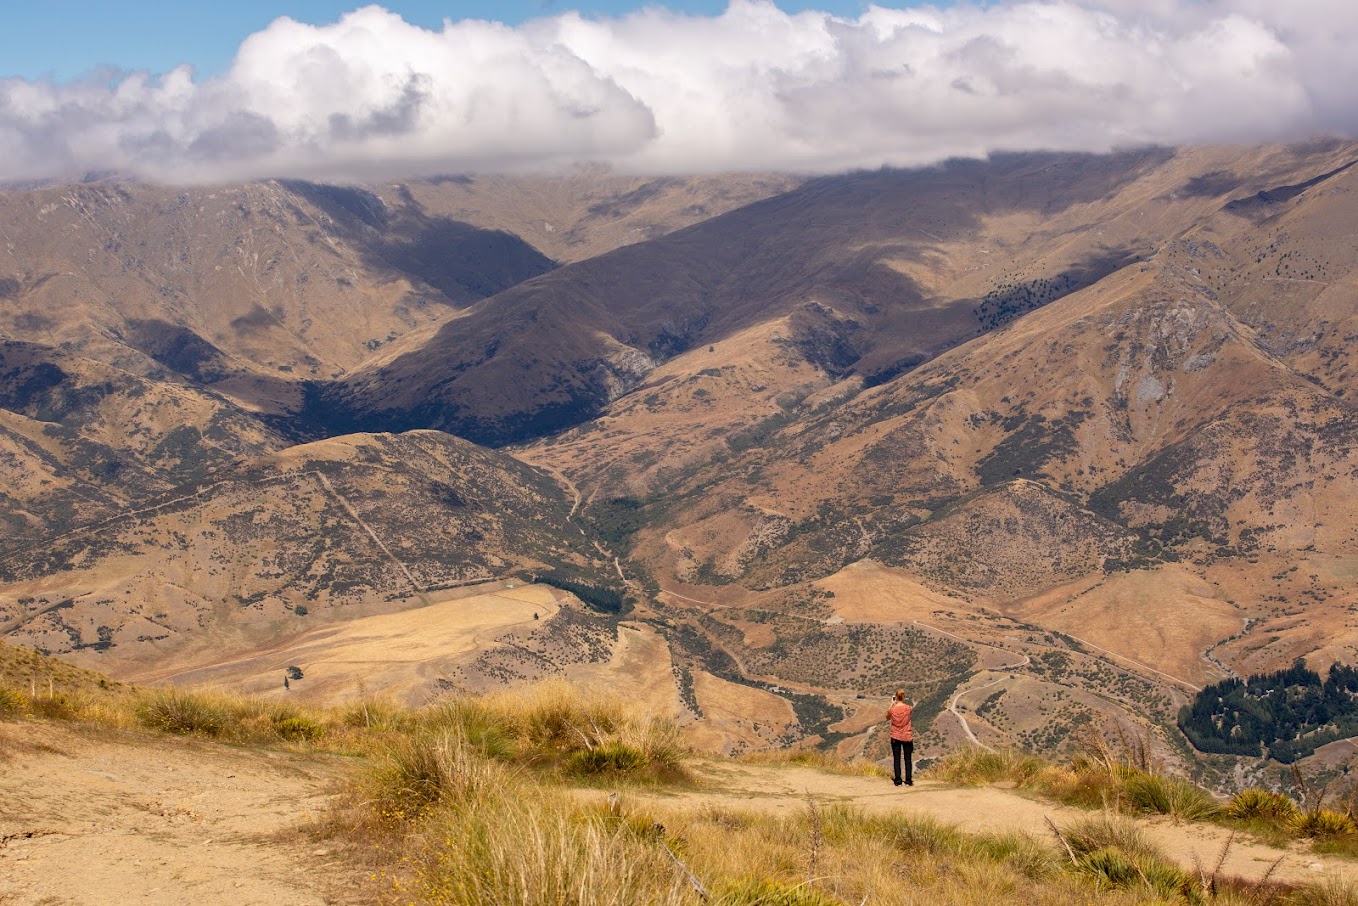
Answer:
[{"left": 1, "top": 0, "right": 1355, "bottom": 183}]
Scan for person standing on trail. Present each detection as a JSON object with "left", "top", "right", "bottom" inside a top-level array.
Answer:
[{"left": 887, "top": 690, "right": 913, "bottom": 787}]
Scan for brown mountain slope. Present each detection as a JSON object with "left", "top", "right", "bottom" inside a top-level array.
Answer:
[
  {"left": 374, "top": 169, "right": 803, "bottom": 264},
  {"left": 0, "top": 179, "right": 554, "bottom": 413},
  {"left": 0, "top": 339, "right": 283, "bottom": 546},
  {"left": 524, "top": 143, "right": 1358, "bottom": 583},
  {"left": 0, "top": 430, "right": 614, "bottom": 673},
  {"left": 321, "top": 148, "right": 1209, "bottom": 446},
  {"left": 498, "top": 142, "right": 1358, "bottom": 762},
  {"left": 4, "top": 144, "right": 1358, "bottom": 765}
]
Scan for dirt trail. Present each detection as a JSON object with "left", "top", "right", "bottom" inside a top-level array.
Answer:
[
  {"left": 0, "top": 722, "right": 367, "bottom": 906},
  {"left": 624, "top": 760, "right": 1358, "bottom": 889}
]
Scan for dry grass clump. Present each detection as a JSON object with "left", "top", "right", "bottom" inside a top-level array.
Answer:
[
  {"left": 365, "top": 730, "right": 511, "bottom": 824},
  {"left": 411, "top": 790, "right": 691, "bottom": 906},
  {"left": 712, "top": 878, "right": 840, "bottom": 905},
  {"left": 934, "top": 733, "right": 1222, "bottom": 823},
  {"left": 1061, "top": 814, "right": 1167, "bottom": 864},
  {"left": 738, "top": 747, "right": 888, "bottom": 778},
  {"left": 1228, "top": 789, "right": 1301, "bottom": 822},
  {"left": 933, "top": 747, "right": 1051, "bottom": 786},
  {"left": 421, "top": 680, "right": 688, "bottom": 783},
  {"left": 1295, "top": 876, "right": 1358, "bottom": 906},
  {"left": 339, "top": 695, "right": 413, "bottom": 733},
  {"left": 0, "top": 685, "right": 25, "bottom": 718},
  {"left": 133, "top": 687, "right": 331, "bottom": 745},
  {"left": 1121, "top": 771, "right": 1224, "bottom": 823},
  {"left": 352, "top": 731, "right": 692, "bottom": 905},
  {"left": 1291, "top": 809, "right": 1357, "bottom": 840}
]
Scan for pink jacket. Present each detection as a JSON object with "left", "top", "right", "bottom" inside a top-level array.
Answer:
[{"left": 887, "top": 702, "right": 913, "bottom": 742}]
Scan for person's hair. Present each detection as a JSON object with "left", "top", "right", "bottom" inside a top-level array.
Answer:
[{"left": 894, "top": 689, "right": 905, "bottom": 702}]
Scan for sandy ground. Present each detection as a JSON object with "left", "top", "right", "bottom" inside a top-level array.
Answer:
[
  {"left": 0, "top": 722, "right": 367, "bottom": 906},
  {"left": 622, "top": 760, "right": 1358, "bottom": 889}
]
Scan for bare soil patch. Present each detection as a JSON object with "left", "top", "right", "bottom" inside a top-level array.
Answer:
[{"left": 0, "top": 721, "right": 367, "bottom": 906}]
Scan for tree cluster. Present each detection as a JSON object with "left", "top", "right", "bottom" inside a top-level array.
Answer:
[{"left": 1179, "top": 660, "right": 1358, "bottom": 763}]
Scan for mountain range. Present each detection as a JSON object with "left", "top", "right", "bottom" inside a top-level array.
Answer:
[{"left": 3, "top": 143, "right": 1357, "bottom": 770}]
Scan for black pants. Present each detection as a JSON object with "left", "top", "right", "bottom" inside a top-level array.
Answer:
[{"left": 891, "top": 739, "right": 913, "bottom": 785}]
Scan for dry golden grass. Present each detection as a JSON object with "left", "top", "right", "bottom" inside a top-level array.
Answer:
[
  {"left": 737, "top": 747, "right": 888, "bottom": 778},
  {"left": 934, "top": 740, "right": 1222, "bottom": 823}
]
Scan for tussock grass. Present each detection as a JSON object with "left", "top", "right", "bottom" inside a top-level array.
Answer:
[
  {"left": 131, "top": 687, "right": 341, "bottom": 746},
  {"left": 410, "top": 790, "right": 690, "bottom": 906},
  {"left": 135, "top": 687, "right": 231, "bottom": 736},
  {"left": 713, "top": 878, "right": 840, "bottom": 905},
  {"left": 933, "top": 747, "right": 1051, "bottom": 786},
  {"left": 1228, "top": 788, "right": 1301, "bottom": 822},
  {"left": 1291, "top": 809, "right": 1357, "bottom": 839},
  {"left": 1121, "top": 771, "right": 1224, "bottom": 823},
  {"left": 0, "top": 686, "right": 24, "bottom": 718},
  {"left": 1296, "top": 876, "right": 1358, "bottom": 906},
  {"left": 1062, "top": 814, "right": 1166, "bottom": 862},
  {"left": 1061, "top": 816, "right": 1198, "bottom": 900},
  {"left": 415, "top": 681, "right": 688, "bottom": 784},
  {"left": 339, "top": 695, "right": 412, "bottom": 733},
  {"left": 737, "top": 748, "right": 888, "bottom": 778},
  {"left": 935, "top": 742, "right": 1222, "bottom": 822},
  {"left": 366, "top": 730, "right": 511, "bottom": 824}
]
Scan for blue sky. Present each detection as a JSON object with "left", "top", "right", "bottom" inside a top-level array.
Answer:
[{"left": 2, "top": 1, "right": 904, "bottom": 81}]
